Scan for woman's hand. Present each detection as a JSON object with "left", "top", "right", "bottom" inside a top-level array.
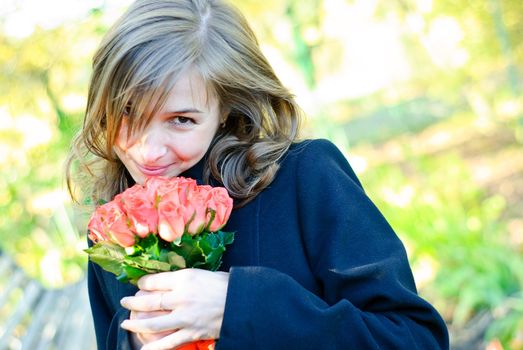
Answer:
[
  {"left": 128, "top": 294, "right": 174, "bottom": 347},
  {"left": 120, "top": 269, "right": 229, "bottom": 350}
]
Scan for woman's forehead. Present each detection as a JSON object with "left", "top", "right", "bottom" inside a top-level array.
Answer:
[
  {"left": 123, "top": 68, "right": 218, "bottom": 121},
  {"left": 161, "top": 69, "right": 218, "bottom": 112}
]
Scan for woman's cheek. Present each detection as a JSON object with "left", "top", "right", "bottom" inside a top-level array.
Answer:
[
  {"left": 115, "top": 118, "right": 142, "bottom": 152},
  {"left": 117, "top": 126, "right": 139, "bottom": 150},
  {"left": 170, "top": 135, "right": 208, "bottom": 160}
]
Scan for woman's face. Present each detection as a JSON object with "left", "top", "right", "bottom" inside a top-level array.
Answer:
[{"left": 114, "top": 69, "right": 221, "bottom": 185}]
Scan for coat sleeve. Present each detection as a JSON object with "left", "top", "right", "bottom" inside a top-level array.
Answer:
[
  {"left": 87, "top": 260, "right": 135, "bottom": 350},
  {"left": 217, "top": 139, "right": 449, "bottom": 350}
]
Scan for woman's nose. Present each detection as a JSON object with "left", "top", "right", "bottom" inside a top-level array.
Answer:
[{"left": 138, "top": 129, "right": 167, "bottom": 164}]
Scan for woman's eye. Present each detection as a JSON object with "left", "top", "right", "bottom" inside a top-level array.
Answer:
[
  {"left": 170, "top": 116, "right": 195, "bottom": 127},
  {"left": 123, "top": 104, "right": 132, "bottom": 116}
]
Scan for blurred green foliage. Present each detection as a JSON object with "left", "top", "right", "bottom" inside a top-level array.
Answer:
[
  {"left": 0, "top": 0, "right": 522, "bottom": 348},
  {"left": 361, "top": 146, "right": 523, "bottom": 347},
  {"left": 0, "top": 6, "right": 108, "bottom": 287}
]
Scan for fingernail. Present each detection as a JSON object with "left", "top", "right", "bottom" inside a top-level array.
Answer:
[
  {"left": 120, "top": 320, "right": 128, "bottom": 329},
  {"left": 120, "top": 297, "right": 128, "bottom": 307}
]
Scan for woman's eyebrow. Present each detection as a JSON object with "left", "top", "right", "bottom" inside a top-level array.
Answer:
[{"left": 166, "top": 108, "right": 203, "bottom": 114}]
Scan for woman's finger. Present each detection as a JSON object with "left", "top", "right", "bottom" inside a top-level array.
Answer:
[
  {"left": 137, "top": 270, "right": 193, "bottom": 291},
  {"left": 135, "top": 289, "right": 154, "bottom": 297},
  {"left": 131, "top": 310, "right": 170, "bottom": 320},
  {"left": 121, "top": 292, "right": 171, "bottom": 312},
  {"left": 130, "top": 310, "right": 174, "bottom": 345},
  {"left": 138, "top": 269, "right": 228, "bottom": 292},
  {"left": 121, "top": 313, "right": 187, "bottom": 334}
]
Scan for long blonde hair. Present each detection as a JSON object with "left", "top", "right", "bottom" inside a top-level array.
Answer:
[{"left": 66, "top": 0, "right": 301, "bottom": 206}]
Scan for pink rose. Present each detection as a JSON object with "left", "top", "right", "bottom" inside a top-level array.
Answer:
[
  {"left": 204, "top": 187, "right": 233, "bottom": 232},
  {"left": 89, "top": 201, "right": 136, "bottom": 247},
  {"left": 145, "top": 176, "right": 197, "bottom": 203},
  {"left": 87, "top": 210, "right": 109, "bottom": 243},
  {"left": 118, "top": 185, "right": 158, "bottom": 238},
  {"left": 157, "top": 189, "right": 186, "bottom": 242},
  {"left": 143, "top": 177, "right": 170, "bottom": 203},
  {"left": 154, "top": 177, "right": 209, "bottom": 237},
  {"left": 183, "top": 187, "right": 210, "bottom": 235}
]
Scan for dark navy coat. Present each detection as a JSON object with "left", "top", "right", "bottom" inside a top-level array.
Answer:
[{"left": 88, "top": 139, "right": 449, "bottom": 349}]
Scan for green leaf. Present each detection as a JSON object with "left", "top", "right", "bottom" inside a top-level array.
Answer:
[
  {"left": 117, "top": 265, "right": 148, "bottom": 285},
  {"left": 198, "top": 235, "right": 225, "bottom": 271},
  {"left": 166, "top": 251, "right": 186, "bottom": 269},
  {"left": 140, "top": 234, "right": 161, "bottom": 258},
  {"left": 85, "top": 231, "right": 235, "bottom": 286},
  {"left": 116, "top": 256, "right": 172, "bottom": 285},
  {"left": 209, "top": 231, "right": 235, "bottom": 270},
  {"left": 186, "top": 230, "right": 236, "bottom": 271},
  {"left": 84, "top": 242, "right": 126, "bottom": 276},
  {"left": 124, "top": 255, "right": 171, "bottom": 272},
  {"left": 170, "top": 234, "right": 204, "bottom": 267},
  {"left": 221, "top": 231, "right": 235, "bottom": 245}
]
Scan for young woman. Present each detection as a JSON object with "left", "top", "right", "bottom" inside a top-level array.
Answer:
[{"left": 67, "top": 0, "right": 449, "bottom": 349}]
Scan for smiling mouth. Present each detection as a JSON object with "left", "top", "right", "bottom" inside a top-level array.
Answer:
[{"left": 137, "top": 164, "right": 171, "bottom": 176}]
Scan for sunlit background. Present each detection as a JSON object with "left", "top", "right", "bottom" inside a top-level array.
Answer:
[{"left": 0, "top": 0, "right": 522, "bottom": 348}]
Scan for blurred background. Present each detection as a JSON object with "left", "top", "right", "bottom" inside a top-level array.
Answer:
[{"left": 0, "top": 0, "right": 521, "bottom": 348}]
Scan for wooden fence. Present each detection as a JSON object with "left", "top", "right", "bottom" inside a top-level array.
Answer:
[{"left": 0, "top": 252, "right": 96, "bottom": 350}]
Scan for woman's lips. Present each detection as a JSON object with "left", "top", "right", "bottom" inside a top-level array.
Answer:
[{"left": 136, "top": 164, "right": 171, "bottom": 176}]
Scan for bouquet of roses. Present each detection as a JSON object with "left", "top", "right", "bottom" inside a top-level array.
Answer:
[{"left": 84, "top": 176, "right": 234, "bottom": 350}]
